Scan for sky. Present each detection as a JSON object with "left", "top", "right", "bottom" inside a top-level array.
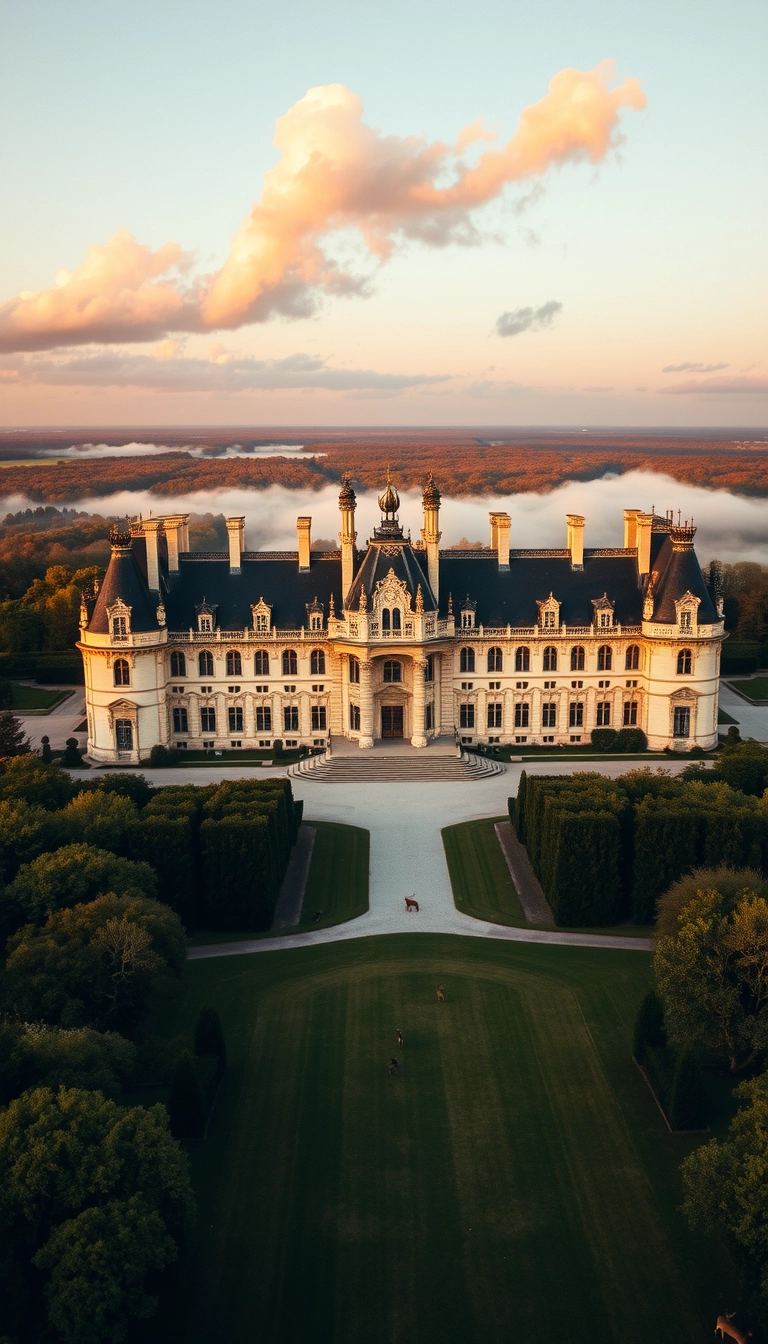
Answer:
[{"left": 0, "top": 0, "right": 766, "bottom": 427}]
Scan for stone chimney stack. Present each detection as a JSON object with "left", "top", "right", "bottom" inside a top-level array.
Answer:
[
  {"left": 566, "top": 514, "right": 585, "bottom": 569},
  {"left": 490, "top": 511, "right": 511, "bottom": 570},
  {"left": 421, "top": 474, "right": 442, "bottom": 603},
  {"left": 226, "top": 517, "right": 245, "bottom": 574},
  {"left": 623, "top": 508, "right": 641, "bottom": 550},
  {"left": 142, "top": 518, "right": 162, "bottom": 592},
  {"left": 635, "top": 512, "right": 653, "bottom": 576},
  {"left": 163, "top": 514, "right": 190, "bottom": 573},
  {"left": 297, "top": 517, "right": 311, "bottom": 572},
  {"left": 338, "top": 476, "right": 357, "bottom": 601}
]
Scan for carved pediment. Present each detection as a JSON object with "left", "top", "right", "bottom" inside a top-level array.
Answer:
[{"left": 373, "top": 568, "right": 411, "bottom": 613}]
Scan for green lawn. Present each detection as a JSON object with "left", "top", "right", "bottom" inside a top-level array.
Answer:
[
  {"left": 443, "top": 818, "right": 653, "bottom": 939},
  {"left": 718, "top": 707, "right": 739, "bottom": 724},
  {"left": 8, "top": 683, "right": 68, "bottom": 711},
  {"left": 728, "top": 677, "right": 768, "bottom": 702},
  {"left": 187, "top": 819, "right": 369, "bottom": 945},
  {"left": 142, "top": 935, "right": 735, "bottom": 1344}
]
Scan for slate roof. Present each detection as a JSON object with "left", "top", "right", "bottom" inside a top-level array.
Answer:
[
  {"left": 88, "top": 545, "right": 161, "bottom": 634},
  {"left": 649, "top": 535, "right": 718, "bottom": 624},
  {"left": 163, "top": 554, "right": 344, "bottom": 631},
  {"left": 438, "top": 552, "right": 645, "bottom": 627},
  {"left": 346, "top": 541, "right": 437, "bottom": 613}
]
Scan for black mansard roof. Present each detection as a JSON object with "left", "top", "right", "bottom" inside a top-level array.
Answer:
[
  {"left": 164, "top": 553, "right": 344, "bottom": 631},
  {"left": 88, "top": 543, "right": 162, "bottom": 634},
  {"left": 346, "top": 541, "right": 437, "bottom": 613}
]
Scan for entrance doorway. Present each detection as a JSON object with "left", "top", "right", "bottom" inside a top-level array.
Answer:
[{"left": 381, "top": 705, "right": 404, "bottom": 738}]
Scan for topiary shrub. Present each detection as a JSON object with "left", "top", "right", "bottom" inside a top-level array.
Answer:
[
  {"left": 62, "top": 738, "right": 82, "bottom": 767},
  {"left": 149, "top": 744, "right": 181, "bottom": 768},
  {"left": 666, "top": 1048, "right": 707, "bottom": 1130},
  {"left": 167, "top": 1050, "right": 206, "bottom": 1139},
  {"left": 40, "top": 735, "right": 52, "bottom": 765},
  {"left": 614, "top": 727, "right": 647, "bottom": 753},
  {"left": 633, "top": 989, "right": 667, "bottom": 1064},
  {"left": 591, "top": 728, "right": 618, "bottom": 751},
  {"left": 194, "top": 1006, "right": 227, "bottom": 1079}
]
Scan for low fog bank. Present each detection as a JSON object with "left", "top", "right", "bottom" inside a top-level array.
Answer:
[
  {"left": 3, "top": 469, "right": 768, "bottom": 566},
  {"left": 39, "top": 441, "right": 316, "bottom": 460}
]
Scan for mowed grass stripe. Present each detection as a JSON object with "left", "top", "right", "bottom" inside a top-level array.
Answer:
[{"left": 442, "top": 818, "right": 527, "bottom": 925}]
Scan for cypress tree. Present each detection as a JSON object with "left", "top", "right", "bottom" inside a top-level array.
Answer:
[
  {"left": 667, "top": 1048, "right": 707, "bottom": 1130},
  {"left": 40, "top": 734, "right": 53, "bottom": 765},
  {"left": 633, "top": 989, "right": 667, "bottom": 1064},
  {"left": 0, "top": 712, "right": 30, "bottom": 757},
  {"left": 194, "top": 1006, "right": 227, "bottom": 1078},
  {"left": 168, "top": 1050, "right": 206, "bottom": 1139},
  {"left": 62, "top": 737, "right": 82, "bottom": 767}
]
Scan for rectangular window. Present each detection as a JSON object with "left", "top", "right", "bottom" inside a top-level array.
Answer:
[
  {"left": 487, "top": 702, "right": 502, "bottom": 729},
  {"left": 599, "top": 611, "right": 611, "bottom": 628},
  {"left": 543, "top": 610, "right": 555, "bottom": 628},
  {"left": 112, "top": 615, "right": 127, "bottom": 638},
  {"left": 172, "top": 707, "right": 188, "bottom": 734},
  {"left": 596, "top": 701, "right": 611, "bottom": 727},
  {"left": 425, "top": 702, "right": 433, "bottom": 730},
  {"left": 459, "top": 703, "right": 475, "bottom": 729},
  {"left": 255, "top": 706, "right": 272, "bottom": 732},
  {"left": 350, "top": 703, "right": 360, "bottom": 731},
  {"left": 284, "top": 705, "right": 299, "bottom": 732},
  {"left": 542, "top": 702, "right": 557, "bottom": 729},
  {"left": 200, "top": 707, "right": 216, "bottom": 733},
  {"left": 311, "top": 705, "right": 327, "bottom": 730},
  {"left": 673, "top": 706, "right": 690, "bottom": 738},
  {"left": 228, "top": 706, "right": 243, "bottom": 733},
  {"left": 680, "top": 610, "right": 691, "bottom": 629},
  {"left": 514, "top": 703, "right": 529, "bottom": 729},
  {"left": 569, "top": 701, "right": 584, "bottom": 728},
  {"left": 623, "top": 700, "right": 638, "bottom": 726}
]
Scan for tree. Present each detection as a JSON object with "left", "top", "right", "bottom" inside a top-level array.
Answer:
[
  {"left": 1, "top": 842, "right": 158, "bottom": 934},
  {"left": 0, "top": 755, "right": 74, "bottom": 809},
  {"left": 168, "top": 1051, "right": 206, "bottom": 1139},
  {"left": 4, "top": 893, "right": 186, "bottom": 1032},
  {"left": 63, "top": 789, "right": 138, "bottom": 853},
  {"left": 0, "top": 1021, "right": 135, "bottom": 1105},
  {"left": 633, "top": 989, "right": 667, "bottom": 1064},
  {"left": 682, "top": 1073, "right": 768, "bottom": 1306},
  {"left": 656, "top": 866, "right": 768, "bottom": 940},
  {"left": 654, "top": 876, "right": 768, "bottom": 1071},
  {"left": 0, "top": 1086, "right": 194, "bottom": 1343},
  {"left": 194, "top": 1006, "right": 227, "bottom": 1078},
  {"left": 0, "top": 798, "right": 72, "bottom": 888},
  {"left": 79, "top": 772, "right": 154, "bottom": 809},
  {"left": 0, "top": 712, "right": 30, "bottom": 758},
  {"left": 63, "top": 738, "right": 82, "bottom": 767},
  {"left": 715, "top": 740, "right": 768, "bottom": 797}
]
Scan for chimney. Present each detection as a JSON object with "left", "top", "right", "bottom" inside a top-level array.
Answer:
[
  {"left": 226, "top": 516, "right": 245, "bottom": 573},
  {"left": 338, "top": 477, "right": 357, "bottom": 601},
  {"left": 623, "top": 508, "right": 641, "bottom": 550},
  {"left": 566, "top": 514, "right": 585, "bottom": 569},
  {"left": 142, "top": 518, "right": 162, "bottom": 592},
  {"left": 492, "top": 512, "right": 511, "bottom": 570},
  {"left": 421, "top": 475, "right": 442, "bottom": 603},
  {"left": 297, "top": 517, "right": 311, "bottom": 572},
  {"left": 162, "top": 514, "right": 190, "bottom": 573},
  {"left": 636, "top": 512, "right": 653, "bottom": 575}
]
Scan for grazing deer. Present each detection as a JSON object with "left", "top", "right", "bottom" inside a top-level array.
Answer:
[
  {"left": 387, "top": 1058, "right": 399, "bottom": 1077},
  {"left": 716, "top": 1313, "right": 751, "bottom": 1343},
  {"left": 405, "top": 896, "right": 419, "bottom": 913},
  {"left": 436, "top": 985, "right": 445, "bottom": 1003},
  {"left": 312, "top": 910, "right": 323, "bottom": 923},
  {"left": 396, "top": 1030, "right": 404, "bottom": 1048}
]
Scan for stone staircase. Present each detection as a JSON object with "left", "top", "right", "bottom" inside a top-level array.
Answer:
[{"left": 289, "top": 749, "right": 505, "bottom": 783}]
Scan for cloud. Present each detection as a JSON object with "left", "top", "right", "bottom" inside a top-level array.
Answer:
[
  {"left": 466, "top": 378, "right": 529, "bottom": 397},
  {"left": 495, "top": 300, "right": 562, "bottom": 337},
  {"left": 662, "top": 361, "right": 729, "bottom": 374},
  {"left": 661, "top": 375, "right": 768, "bottom": 395},
  {"left": 0, "top": 348, "right": 448, "bottom": 394},
  {"left": 0, "top": 62, "right": 645, "bottom": 353}
]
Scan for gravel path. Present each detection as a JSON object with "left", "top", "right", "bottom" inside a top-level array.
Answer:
[
  {"left": 270, "top": 824, "right": 316, "bottom": 929},
  {"left": 494, "top": 820, "right": 555, "bottom": 925}
]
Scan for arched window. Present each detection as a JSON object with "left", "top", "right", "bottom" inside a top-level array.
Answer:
[
  {"left": 392, "top": 608, "right": 401, "bottom": 631},
  {"left": 282, "top": 649, "right": 298, "bottom": 677},
  {"left": 311, "top": 649, "right": 326, "bottom": 675},
  {"left": 597, "top": 645, "right": 612, "bottom": 672},
  {"left": 570, "top": 646, "right": 585, "bottom": 671},
  {"left": 349, "top": 656, "right": 360, "bottom": 684},
  {"left": 113, "top": 658, "right": 130, "bottom": 687},
  {"left": 383, "top": 660, "right": 401, "bottom": 683},
  {"left": 625, "top": 645, "right": 640, "bottom": 671},
  {"left": 487, "top": 647, "right": 502, "bottom": 672},
  {"left": 382, "top": 609, "right": 390, "bottom": 631},
  {"left": 198, "top": 650, "right": 214, "bottom": 678},
  {"left": 226, "top": 650, "right": 242, "bottom": 677},
  {"left": 460, "top": 647, "right": 475, "bottom": 673},
  {"left": 515, "top": 646, "right": 530, "bottom": 673},
  {"left": 254, "top": 649, "right": 270, "bottom": 676},
  {"left": 543, "top": 646, "right": 557, "bottom": 672},
  {"left": 677, "top": 648, "right": 692, "bottom": 675},
  {"left": 170, "top": 650, "right": 186, "bottom": 677}
]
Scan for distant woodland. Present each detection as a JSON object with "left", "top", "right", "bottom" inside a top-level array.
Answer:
[{"left": 2, "top": 428, "right": 768, "bottom": 501}]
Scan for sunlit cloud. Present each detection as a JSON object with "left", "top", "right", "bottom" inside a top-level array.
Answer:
[
  {"left": 661, "top": 375, "right": 768, "bottom": 395},
  {"left": 662, "top": 361, "right": 729, "bottom": 374},
  {"left": 495, "top": 300, "right": 562, "bottom": 337},
  {"left": 0, "top": 62, "right": 645, "bottom": 353}
]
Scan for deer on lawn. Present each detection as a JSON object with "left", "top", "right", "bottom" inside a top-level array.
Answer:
[
  {"left": 404, "top": 896, "right": 419, "bottom": 913},
  {"left": 716, "top": 1312, "right": 751, "bottom": 1343}
]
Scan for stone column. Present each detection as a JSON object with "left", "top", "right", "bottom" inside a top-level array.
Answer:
[
  {"left": 411, "top": 656, "right": 428, "bottom": 748},
  {"left": 359, "top": 656, "right": 374, "bottom": 749}
]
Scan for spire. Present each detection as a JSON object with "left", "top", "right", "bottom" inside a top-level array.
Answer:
[{"left": 377, "top": 465, "right": 400, "bottom": 518}]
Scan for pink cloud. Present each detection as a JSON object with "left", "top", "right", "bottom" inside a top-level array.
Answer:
[
  {"left": 0, "top": 62, "right": 645, "bottom": 353},
  {"left": 662, "top": 375, "right": 768, "bottom": 394}
]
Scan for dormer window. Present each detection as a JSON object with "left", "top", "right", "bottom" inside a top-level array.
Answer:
[
  {"left": 591, "top": 594, "right": 614, "bottom": 630},
  {"left": 199, "top": 615, "right": 212, "bottom": 633},
  {"left": 537, "top": 593, "right": 560, "bottom": 631},
  {"left": 195, "top": 598, "right": 217, "bottom": 633},
  {"left": 251, "top": 597, "right": 272, "bottom": 634},
  {"left": 675, "top": 592, "right": 700, "bottom": 631},
  {"left": 306, "top": 597, "right": 324, "bottom": 631},
  {"left": 680, "top": 610, "right": 691, "bottom": 629},
  {"left": 113, "top": 616, "right": 127, "bottom": 638},
  {"left": 460, "top": 596, "right": 477, "bottom": 630},
  {"left": 106, "top": 598, "right": 132, "bottom": 641}
]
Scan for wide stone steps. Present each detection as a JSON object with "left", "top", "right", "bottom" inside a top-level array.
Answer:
[{"left": 290, "top": 751, "right": 505, "bottom": 783}]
